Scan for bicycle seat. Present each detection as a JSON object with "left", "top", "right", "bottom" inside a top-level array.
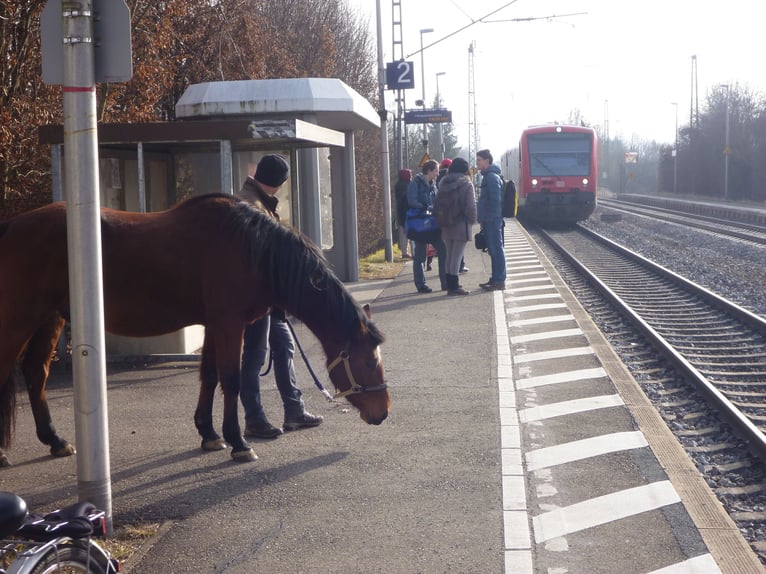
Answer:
[
  {"left": 0, "top": 492, "right": 28, "bottom": 538},
  {"left": 17, "top": 501, "right": 101, "bottom": 541}
]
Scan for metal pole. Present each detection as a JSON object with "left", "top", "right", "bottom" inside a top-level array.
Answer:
[
  {"left": 419, "top": 28, "right": 433, "bottom": 154},
  {"left": 436, "top": 72, "right": 445, "bottom": 158},
  {"left": 137, "top": 142, "right": 146, "bottom": 213},
  {"left": 377, "top": 0, "right": 393, "bottom": 262},
  {"left": 671, "top": 102, "right": 678, "bottom": 195},
  {"left": 61, "top": 0, "right": 112, "bottom": 529},
  {"left": 724, "top": 86, "right": 730, "bottom": 201}
]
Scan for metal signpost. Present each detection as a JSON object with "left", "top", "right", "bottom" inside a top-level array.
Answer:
[{"left": 41, "top": 0, "right": 132, "bottom": 531}]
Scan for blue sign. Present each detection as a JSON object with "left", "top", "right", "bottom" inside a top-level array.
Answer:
[
  {"left": 404, "top": 109, "right": 452, "bottom": 124},
  {"left": 386, "top": 61, "right": 415, "bottom": 90}
]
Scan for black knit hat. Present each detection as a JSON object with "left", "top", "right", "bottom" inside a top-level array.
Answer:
[
  {"left": 448, "top": 157, "right": 470, "bottom": 174},
  {"left": 255, "top": 154, "right": 289, "bottom": 187}
]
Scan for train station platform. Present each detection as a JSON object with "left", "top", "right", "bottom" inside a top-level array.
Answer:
[{"left": 1, "top": 220, "right": 763, "bottom": 573}]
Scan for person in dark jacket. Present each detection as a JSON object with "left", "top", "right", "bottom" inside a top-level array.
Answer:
[
  {"left": 237, "top": 154, "right": 323, "bottom": 439},
  {"left": 476, "top": 149, "right": 506, "bottom": 290},
  {"left": 436, "top": 157, "right": 477, "bottom": 295},
  {"left": 393, "top": 169, "right": 412, "bottom": 259}
]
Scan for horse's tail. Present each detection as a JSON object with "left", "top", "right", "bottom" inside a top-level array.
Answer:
[{"left": 0, "top": 369, "right": 17, "bottom": 450}]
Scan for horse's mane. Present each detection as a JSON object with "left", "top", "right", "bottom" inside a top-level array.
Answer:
[{"left": 220, "top": 196, "right": 384, "bottom": 345}]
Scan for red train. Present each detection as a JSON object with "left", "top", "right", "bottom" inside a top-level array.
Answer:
[{"left": 517, "top": 124, "right": 598, "bottom": 223}]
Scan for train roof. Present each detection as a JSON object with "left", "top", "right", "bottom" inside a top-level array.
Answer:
[{"left": 521, "top": 124, "right": 596, "bottom": 136}]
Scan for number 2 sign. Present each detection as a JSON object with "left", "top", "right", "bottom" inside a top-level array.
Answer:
[{"left": 386, "top": 61, "right": 415, "bottom": 90}]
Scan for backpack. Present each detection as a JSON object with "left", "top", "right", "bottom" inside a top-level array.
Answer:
[
  {"left": 501, "top": 176, "right": 518, "bottom": 218},
  {"left": 432, "top": 183, "right": 461, "bottom": 228}
]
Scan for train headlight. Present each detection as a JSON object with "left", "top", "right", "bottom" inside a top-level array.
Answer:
[
  {"left": 531, "top": 179, "right": 538, "bottom": 186},
  {"left": 582, "top": 178, "right": 589, "bottom": 186}
]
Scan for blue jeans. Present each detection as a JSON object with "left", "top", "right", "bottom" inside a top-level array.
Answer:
[
  {"left": 483, "top": 218, "right": 506, "bottom": 283},
  {"left": 240, "top": 313, "right": 305, "bottom": 426},
  {"left": 413, "top": 238, "right": 447, "bottom": 290}
]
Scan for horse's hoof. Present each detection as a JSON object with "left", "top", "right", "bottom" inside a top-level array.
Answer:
[
  {"left": 0, "top": 455, "right": 11, "bottom": 467},
  {"left": 231, "top": 448, "right": 258, "bottom": 462},
  {"left": 201, "top": 438, "right": 228, "bottom": 451},
  {"left": 51, "top": 443, "right": 76, "bottom": 457}
]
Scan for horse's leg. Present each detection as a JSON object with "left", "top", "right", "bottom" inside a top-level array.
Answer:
[
  {"left": 195, "top": 334, "right": 226, "bottom": 451},
  {"left": 212, "top": 324, "right": 256, "bottom": 462},
  {"left": 21, "top": 317, "right": 75, "bottom": 458},
  {"left": 0, "top": 363, "right": 18, "bottom": 468},
  {"left": 0, "top": 327, "right": 29, "bottom": 467}
]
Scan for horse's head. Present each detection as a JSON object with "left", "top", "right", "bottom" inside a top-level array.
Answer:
[{"left": 327, "top": 304, "right": 389, "bottom": 424}]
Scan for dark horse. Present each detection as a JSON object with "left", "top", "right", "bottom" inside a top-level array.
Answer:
[{"left": 0, "top": 194, "right": 388, "bottom": 465}]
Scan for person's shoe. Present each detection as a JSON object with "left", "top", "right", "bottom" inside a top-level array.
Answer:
[
  {"left": 481, "top": 281, "right": 506, "bottom": 291},
  {"left": 459, "top": 266, "right": 469, "bottom": 273},
  {"left": 448, "top": 286, "right": 470, "bottom": 296},
  {"left": 402, "top": 254, "right": 413, "bottom": 259},
  {"left": 283, "top": 412, "right": 324, "bottom": 431},
  {"left": 478, "top": 278, "right": 493, "bottom": 288},
  {"left": 244, "top": 421, "right": 283, "bottom": 439},
  {"left": 426, "top": 264, "right": 432, "bottom": 271},
  {"left": 416, "top": 285, "right": 433, "bottom": 293}
]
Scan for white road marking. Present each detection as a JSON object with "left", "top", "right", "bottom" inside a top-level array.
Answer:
[{"left": 533, "top": 481, "right": 682, "bottom": 542}]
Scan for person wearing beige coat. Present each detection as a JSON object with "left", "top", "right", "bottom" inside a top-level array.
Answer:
[{"left": 434, "top": 157, "right": 477, "bottom": 295}]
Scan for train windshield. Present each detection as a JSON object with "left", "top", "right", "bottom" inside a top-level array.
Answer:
[{"left": 527, "top": 132, "right": 592, "bottom": 177}]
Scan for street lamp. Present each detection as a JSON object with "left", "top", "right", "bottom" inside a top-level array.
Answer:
[
  {"left": 671, "top": 102, "right": 678, "bottom": 195},
  {"left": 419, "top": 28, "right": 434, "bottom": 152},
  {"left": 435, "top": 71, "right": 446, "bottom": 158},
  {"left": 723, "top": 85, "right": 731, "bottom": 200}
]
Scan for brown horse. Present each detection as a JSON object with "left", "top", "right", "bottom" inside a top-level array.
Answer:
[{"left": 0, "top": 194, "right": 388, "bottom": 465}]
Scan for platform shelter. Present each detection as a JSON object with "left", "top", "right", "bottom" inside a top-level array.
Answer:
[{"left": 39, "top": 78, "right": 379, "bottom": 355}]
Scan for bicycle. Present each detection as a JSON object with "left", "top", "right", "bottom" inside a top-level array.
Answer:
[{"left": 0, "top": 492, "right": 119, "bottom": 573}]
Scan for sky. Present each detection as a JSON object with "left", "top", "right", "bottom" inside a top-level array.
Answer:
[{"left": 347, "top": 0, "right": 766, "bottom": 157}]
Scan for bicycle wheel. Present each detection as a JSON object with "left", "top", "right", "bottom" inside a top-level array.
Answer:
[{"left": 27, "top": 541, "right": 110, "bottom": 574}]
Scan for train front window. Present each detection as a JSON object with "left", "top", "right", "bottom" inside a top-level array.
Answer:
[{"left": 528, "top": 133, "right": 592, "bottom": 177}]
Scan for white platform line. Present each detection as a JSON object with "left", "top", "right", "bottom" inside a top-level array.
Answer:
[
  {"left": 519, "top": 394, "right": 625, "bottom": 423},
  {"left": 511, "top": 314, "right": 575, "bottom": 327},
  {"left": 514, "top": 346, "right": 594, "bottom": 364},
  {"left": 532, "top": 481, "right": 681, "bottom": 542},
  {"left": 511, "top": 328, "right": 582, "bottom": 344},
  {"left": 525, "top": 431, "right": 649, "bottom": 471},
  {"left": 645, "top": 553, "right": 722, "bottom": 574},
  {"left": 508, "top": 285, "right": 559, "bottom": 294},
  {"left": 509, "top": 267, "right": 545, "bottom": 275},
  {"left": 516, "top": 367, "right": 608, "bottom": 390},
  {"left": 507, "top": 303, "right": 569, "bottom": 315},
  {"left": 512, "top": 293, "right": 562, "bottom": 302},
  {"left": 495, "top": 281, "right": 533, "bottom": 573},
  {"left": 509, "top": 271, "right": 549, "bottom": 280}
]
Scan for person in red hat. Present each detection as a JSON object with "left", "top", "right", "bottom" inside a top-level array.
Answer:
[{"left": 436, "top": 158, "right": 452, "bottom": 187}]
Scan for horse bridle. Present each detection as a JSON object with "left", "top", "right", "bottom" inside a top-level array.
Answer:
[{"left": 326, "top": 348, "right": 388, "bottom": 399}]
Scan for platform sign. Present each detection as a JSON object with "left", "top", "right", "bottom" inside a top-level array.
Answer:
[
  {"left": 404, "top": 108, "right": 452, "bottom": 124},
  {"left": 624, "top": 151, "right": 639, "bottom": 164},
  {"left": 386, "top": 61, "right": 415, "bottom": 90},
  {"left": 41, "top": 0, "right": 133, "bottom": 85}
]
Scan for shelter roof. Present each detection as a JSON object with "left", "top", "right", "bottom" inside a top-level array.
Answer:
[{"left": 175, "top": 78, "right": 380, "bottom": 132}]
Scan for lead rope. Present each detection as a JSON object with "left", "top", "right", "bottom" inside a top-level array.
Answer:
[{"left": 285, "top": 317, "right": 335, "bottom": 402}]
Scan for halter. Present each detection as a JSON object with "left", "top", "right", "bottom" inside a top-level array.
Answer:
[{"left": 327, "top": 348, "right": 388, "bottom": 399}]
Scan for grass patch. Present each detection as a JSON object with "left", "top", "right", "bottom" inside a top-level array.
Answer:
[
  {"left": 104, "top": 522, "right": 161, "bottom": 563},
  {"left": 358, "top": 246, "right": 407, "bottom": 280}
]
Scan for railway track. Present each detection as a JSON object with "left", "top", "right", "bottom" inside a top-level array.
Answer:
[
  {"left": 525, "top": 223, "right": 766, "bottom": 558},
  {"left": 598, "top": 197, "right": 766, "bottom": 245}
]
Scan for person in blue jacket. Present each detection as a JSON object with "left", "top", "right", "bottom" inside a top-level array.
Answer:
[
  {"left": 476, "top": 149, "right": 506, "bottom": 290},
  {"left": 406, "top": 159, "right": 447, "bottom": 293}
]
